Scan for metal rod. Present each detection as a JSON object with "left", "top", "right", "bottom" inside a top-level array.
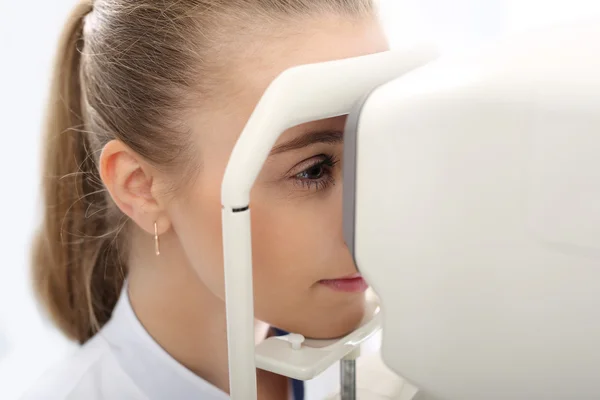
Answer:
[{"left": 340, "top": 359, "right": 357, "bottom": 400}]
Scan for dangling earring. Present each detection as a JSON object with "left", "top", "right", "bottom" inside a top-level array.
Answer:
[{"left": 154, "top": 221, "right": 160, "bottom": 256}]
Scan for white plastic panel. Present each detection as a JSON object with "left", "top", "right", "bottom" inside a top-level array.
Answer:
[
  {"left": 255, "top": 290, "right": 382, "bottom": 381},
  {"left": 352, "top": 19, "right": 600, "bottom": 400}
]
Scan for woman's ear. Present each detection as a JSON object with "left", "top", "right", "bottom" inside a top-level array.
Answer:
[{"left": 99, "top": 139, "right": 171, "bottom": 236}]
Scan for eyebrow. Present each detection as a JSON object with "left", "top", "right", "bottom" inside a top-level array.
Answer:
[{"left": 269, "top": 129, "right": 344, "bottom": 156}]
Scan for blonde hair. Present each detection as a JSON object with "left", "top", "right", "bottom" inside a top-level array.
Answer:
[{"left": 32, "top": 0, "right": 374, "bottom": 344}]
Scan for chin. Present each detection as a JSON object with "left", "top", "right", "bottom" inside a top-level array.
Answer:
[{"left": 274, "top": 294, "right": 367, "bottom": 339}]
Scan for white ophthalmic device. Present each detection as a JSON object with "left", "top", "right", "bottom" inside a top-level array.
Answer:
[{"left": 220, "top": 17, "right": 600, "bottom": 400}]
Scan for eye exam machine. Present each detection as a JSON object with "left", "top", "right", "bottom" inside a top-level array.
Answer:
[{"left": 221, "top": 17, "right": 600, "bottom": 400}]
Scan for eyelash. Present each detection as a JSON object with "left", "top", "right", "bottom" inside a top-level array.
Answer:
[{"left": 293, "top": 154, "right": 339, "bottom": 192}]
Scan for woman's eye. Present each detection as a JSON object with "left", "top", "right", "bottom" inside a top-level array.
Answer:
[
  {"left": 297, "top": 164, "right": 325, "bottom": 180},
  {"left": 290, "top": 154, "right": 339, "bottom": 192}
]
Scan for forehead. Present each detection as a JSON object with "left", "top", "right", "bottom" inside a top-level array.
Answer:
[{"left": 190, "top": 16, "right": 389, "bottom": 158}]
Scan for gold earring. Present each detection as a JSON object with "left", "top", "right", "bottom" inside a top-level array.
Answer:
[{"left": 154, "top": 222, "right": 160, "bottom": 256}]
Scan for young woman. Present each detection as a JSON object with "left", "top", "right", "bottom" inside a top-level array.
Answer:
[{"left": 27, "top": 0, "right": 389, "bottom": 398}]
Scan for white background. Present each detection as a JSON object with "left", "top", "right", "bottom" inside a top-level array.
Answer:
[{"left": 0, "top": 0, "right": 599, "bottom": 398}]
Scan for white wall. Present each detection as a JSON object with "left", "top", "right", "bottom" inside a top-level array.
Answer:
[
  {"left": 0, "top": 1, "right": 598, "bottom": 399},
  {"left": 0, "top": 1, "right": 80, "bottom": 398},
  {"left": 380, "top": 0, "right": 506, "bottom": 51}
]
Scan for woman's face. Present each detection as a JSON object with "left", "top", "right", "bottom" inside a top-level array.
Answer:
[{"left": 166, "top": 16, "right": 389, "bottom": 339}]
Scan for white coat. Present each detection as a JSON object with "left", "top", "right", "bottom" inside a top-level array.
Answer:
[{"left": 20, "top": 283, "right": 339, "bottom": 400}]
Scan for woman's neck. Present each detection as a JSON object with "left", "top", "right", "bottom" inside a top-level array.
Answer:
[{"left": 126, "top": 228, "right": 286, "bottom": 398}]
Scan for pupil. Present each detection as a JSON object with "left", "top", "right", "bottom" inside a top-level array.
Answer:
[{"left": 306, "top": 165, "right": 323, "bottom": 179}]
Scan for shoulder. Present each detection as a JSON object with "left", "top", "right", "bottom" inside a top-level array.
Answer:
[{"left": 20, "top": 335, "right": 145, "bottom": 400}]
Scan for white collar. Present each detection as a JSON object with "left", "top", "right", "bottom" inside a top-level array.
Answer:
[{"left": 99, "top": 282, "right": 230, "bottom": 400}]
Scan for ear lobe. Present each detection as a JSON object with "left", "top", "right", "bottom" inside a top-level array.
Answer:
[{"left": 99, "top": 139, "right": 172, "bottom": 236}]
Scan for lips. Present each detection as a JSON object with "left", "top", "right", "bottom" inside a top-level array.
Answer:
[{"left": 319, "top": 273, "right": 369, "bottom": 293}]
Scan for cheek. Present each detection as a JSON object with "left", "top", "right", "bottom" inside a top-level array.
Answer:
[
  {"left": 170, "top": 177, "right": 227, "bottom": 300},
  {"left": 251, "top": 201, "right": 337, "bottom": 282},
  {"left": 250, "top": 189, "right": 366, "bottom": 338},
  {"left": 171, "top": 187, "right": 337, "bottom": 305}
]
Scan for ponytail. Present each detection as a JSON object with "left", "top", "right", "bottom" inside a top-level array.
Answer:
[{"left": 31, "top": 1, "right": 126, "bottom": 344}]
